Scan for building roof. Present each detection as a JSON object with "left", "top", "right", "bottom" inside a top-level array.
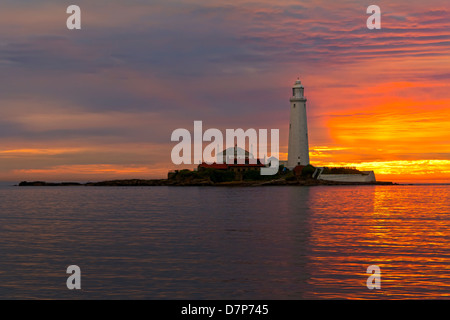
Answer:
[
  {"left": 198, "top": 163, "right": 229, "bottom": 170},
  {"left": 294, "top": 78, "right": 304, "bottom": 88},
  {"left": 293, "top": 165, "right": 305, "bottom": 175},
  {"left": 198, "top": 160, "right": 265, "bottom": 169},
  {"left": 228, "top": 163, "right": 264, "bottom": 167}
]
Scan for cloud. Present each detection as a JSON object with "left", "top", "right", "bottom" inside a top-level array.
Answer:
[{"left": 0, "top": 0, "right": 449, "bottom": 181}]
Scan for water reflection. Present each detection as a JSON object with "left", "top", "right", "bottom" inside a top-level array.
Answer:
[
  {"left": 0, "top": 185, "right": 449, "bottom": 299},
  {"left": 304, "top": 185, "right": 450, "bottom": 299}
]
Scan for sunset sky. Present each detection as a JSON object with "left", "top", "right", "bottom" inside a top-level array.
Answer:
[{"left": 0, "top": 0, "right": 449, "bottom": 183}]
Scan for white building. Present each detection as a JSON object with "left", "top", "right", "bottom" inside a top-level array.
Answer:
[
  {"left": 216, "top": 146, "right": 254, "bottom": 164},
  {"left": 317, "top": 169, "right": 376, "bottom": 183},
  {"left": 287, "top": 78, "right": 310, "bottom": 169}
]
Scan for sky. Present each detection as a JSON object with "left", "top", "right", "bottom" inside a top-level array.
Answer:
[{"left": 0, "top": 0, "right": 449, "bottom": 183}]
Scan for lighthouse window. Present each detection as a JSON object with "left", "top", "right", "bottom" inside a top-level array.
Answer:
[{"left": 293, "top": 104, "right": 296, "bottom": 108}]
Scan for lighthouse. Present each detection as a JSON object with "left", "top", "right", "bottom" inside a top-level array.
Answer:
[{"left": 287, "top": 78, "right": 310, "bottom": 169}]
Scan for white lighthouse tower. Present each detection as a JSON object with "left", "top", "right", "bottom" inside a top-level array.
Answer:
[{"left": 287, "top": 78, "right": 310, "bottom": 169}]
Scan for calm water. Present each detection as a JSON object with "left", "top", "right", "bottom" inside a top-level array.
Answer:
[{"left": 0, "top": 184, "right": 449, "bottom": 299}]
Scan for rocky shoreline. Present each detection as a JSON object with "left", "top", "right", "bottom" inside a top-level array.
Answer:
[{"left": 18, "top": 178, "right": 395, "bottom": 187}]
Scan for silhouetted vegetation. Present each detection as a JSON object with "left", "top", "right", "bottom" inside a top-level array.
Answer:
[
  {"left": 209, "top": 170, "right": 236, "bottom": 182},
  {"left": 285, "top": 172, "right": 297, "bottom": 181},
  {"left": 301, "top": 164, "right": 316, "bottom": 177}
]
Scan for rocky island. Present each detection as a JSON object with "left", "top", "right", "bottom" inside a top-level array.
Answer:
[{"left": 18, "top": 165, "right": 394, "bottom": 187}]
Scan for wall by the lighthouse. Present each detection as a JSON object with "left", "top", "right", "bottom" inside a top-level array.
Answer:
[
  {"left": 318, "top": 171, "right": 377, "bottom": 183},
  {"left": 287, "top": 79, "right": 310, "bottom": 169}
]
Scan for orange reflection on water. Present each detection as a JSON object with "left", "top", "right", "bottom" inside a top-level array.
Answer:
[{"left": 304, "top": 185, "right": 450, "bottom": 299}]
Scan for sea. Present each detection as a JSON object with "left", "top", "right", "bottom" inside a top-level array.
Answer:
[{"left": 0, "top": 183, "right": 449, "bottom": 299}]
